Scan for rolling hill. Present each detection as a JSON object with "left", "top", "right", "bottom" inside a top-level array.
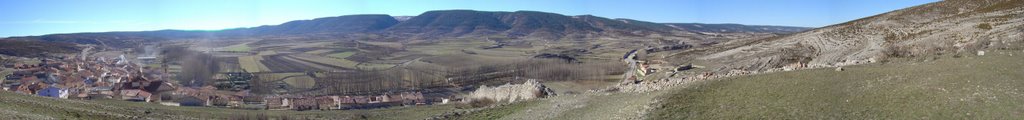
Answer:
[
  {"left": 243, "top": 14, "right": 400, "bottom": 35},
  {"left": 0, "top": 40, "right": 80, "bottom": 57}
]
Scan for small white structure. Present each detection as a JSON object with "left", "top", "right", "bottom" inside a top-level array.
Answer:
[
  {"left": 977, "top": 51, "right": 986, "bottom": 56},
  {"left": 116, "top": 55, "right": 128, "bottom": 65},
  {"left": 59, "top": 89, "right": 70, "bottom": 99}
]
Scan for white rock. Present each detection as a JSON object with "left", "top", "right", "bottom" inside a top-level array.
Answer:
[
  {"left": 835, "top": 67, "right": 844, "bottom": 71},
  {"left": 978, "top": 51, "right": 986, "bottom": 56},
  {"left": 468, "top": 79, "right": 553, "bottom": 103}
]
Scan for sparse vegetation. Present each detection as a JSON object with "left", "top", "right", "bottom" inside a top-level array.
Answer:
[
  {"left": 977, "top": 23, "right": 993, "bottom": 30},
  {"left": 453, "top": 99, "right": 540, "bottom": 119},
  {"left": 652, "top": 50, "right": 1024, "bottom": 119}
]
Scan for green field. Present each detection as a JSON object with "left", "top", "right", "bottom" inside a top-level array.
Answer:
[
  {"left": 221, "top": 43, "right": 252, "bottom": 52},
  {"left": 651, "top": 50, "right": 1024, "bottom": 119},
  {"left": 327, "top": 51, "right": 356, "bottom": 58}
]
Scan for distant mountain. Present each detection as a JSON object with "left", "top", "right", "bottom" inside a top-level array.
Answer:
[
  {"left": 702, "top": 0, "right": 1024, "bottom": 71},
  {"left": 665, "top": 23, "right": 810, "bottom": 34},
  {"left": 386, "top": 10, "right": 518, "bottom": 37},
  {"left": 387, "top": 10, "right": 622, "bottom": 38},
  {"left": 243, "top": 14, "right": 399, "bottom": 35},
  {"left": 386, "top": 10, "right": 809, "bottom": 39},
  {"left": 1, "top": 9, "right": 811, "bottom": 49},
  {"left": 4, "top": 30, "right": 215, "bottom": 48}
]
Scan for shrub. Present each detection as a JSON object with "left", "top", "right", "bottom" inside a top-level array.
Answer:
[
  {"left": 469, "top": 98, "right": 496, "bottom": 108},
  {"left": 977, "top": 23, "right": 993, "bottom": 30}
]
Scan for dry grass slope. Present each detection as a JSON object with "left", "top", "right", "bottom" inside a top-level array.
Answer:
[{"left": 653, "top": 50, "right": 1024, "bottom": 119}]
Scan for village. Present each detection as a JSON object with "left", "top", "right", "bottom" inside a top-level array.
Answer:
[{"left": 0, "top": 52, "right": 434, "bottom": 111}]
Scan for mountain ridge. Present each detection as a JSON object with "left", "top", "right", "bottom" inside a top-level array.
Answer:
[{"left": 0, "top": 10, "right": 811, "bottom": 49}]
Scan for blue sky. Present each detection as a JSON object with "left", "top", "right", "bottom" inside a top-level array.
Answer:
[{"left": 0, "top": 0, "right": 937, "bottom": 37}]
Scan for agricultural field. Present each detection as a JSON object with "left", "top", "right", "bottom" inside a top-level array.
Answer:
[
  {"left": 175, "top": 36, "right": 617, "bottom": 95},
  {"left": 219, "top": 42, "right": 252, "bottom": 52},
  {"left": 253, "top": 72, "right": 306, "bottom": 82},
  {"left": 216, "top": 59, "right": 244, "bottom": 73},
  {"left": 327, "top": 51, "right": 356, "bottom": 58},
  {"left": 283, "top": 75, "right": 316, "bottom": 89},
  {"left": 304, "top": 49, "right": 334, "bottom": 54},
  {"left": 357, "top": 40, "right": 404, "bottom": 49},
  {"left": 288, "top": 53, "right": 360, "bottom": 69},
  {"left": 356, "top": 63, "right": 396, "bottom": 70},
  {"left": 260, "top": 55, "right": 339, "bottom": 72},
  {"left": 237, "top": 55, "right": 270, "bottom": 72},
  {"left": 256, "top": 50, "right": 278, "bottom": 56},
  {"left": 406, "top": 39, "right": 492, "bottom": 56}
]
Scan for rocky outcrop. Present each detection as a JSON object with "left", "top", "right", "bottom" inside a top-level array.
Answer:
[{"left": 467, "top": 79, "right": 555, "bottom": 103}]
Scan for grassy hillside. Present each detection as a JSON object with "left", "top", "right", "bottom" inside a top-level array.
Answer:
[
  {"left": 0, "top": 91, "right": 458, "bottom": 119},
  {"left": 652, "top": 49, "right": 1024, "bottom": 119}
]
